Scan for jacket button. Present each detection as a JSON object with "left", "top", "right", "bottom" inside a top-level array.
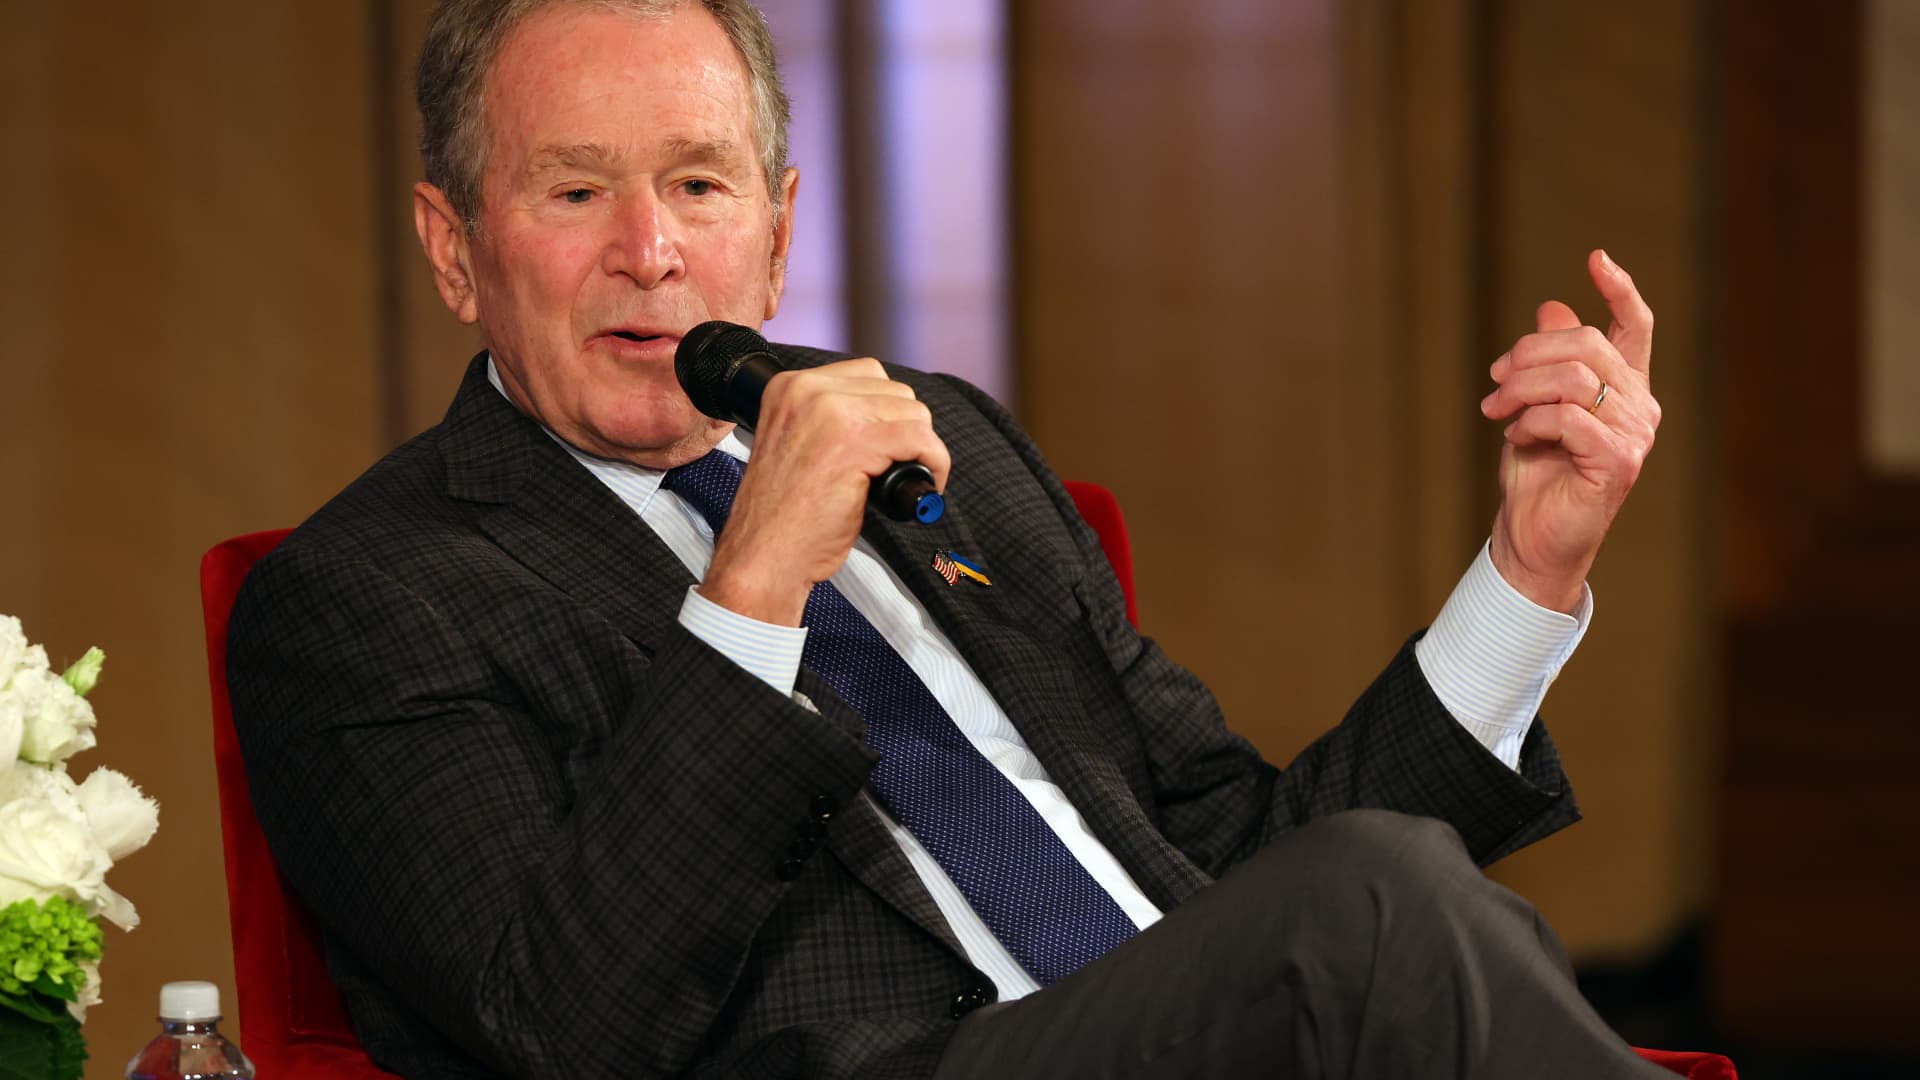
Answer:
[
  {"left": 949, "top": 986, "right": 990, "bottom": 1019},
  {"left": 787, "top": 838, "right": 817, "bottom": 862},
  {"left": 810, "top": 794, "right": 839, "bottom": 821},
  {"left": 796, "top": 818, "right": 828, "bottom": 843},
  {"left": 776, "top": 858, "right": 806, "bottom": 881}
]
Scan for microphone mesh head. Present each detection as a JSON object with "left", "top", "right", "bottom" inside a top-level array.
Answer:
[{"left": 675, "top": 320, "right": 771, "bottom": 421}]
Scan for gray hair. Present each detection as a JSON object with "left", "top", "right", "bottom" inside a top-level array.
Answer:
[{"left": 416, "top": 0, "right": 792, "bottom": 229}]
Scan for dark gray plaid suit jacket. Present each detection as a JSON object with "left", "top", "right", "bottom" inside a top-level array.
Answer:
[{"left": 226, "top": 349, "right": 1580, "bottom": 1079}]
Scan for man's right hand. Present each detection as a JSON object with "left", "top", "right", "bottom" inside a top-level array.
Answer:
[{"left": 698, "top": 358, "right": 951, "bottom": 627}]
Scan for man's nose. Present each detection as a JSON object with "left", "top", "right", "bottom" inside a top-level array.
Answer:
[{"left": 602, "top": 190, "right": 684, "bottom": 287}]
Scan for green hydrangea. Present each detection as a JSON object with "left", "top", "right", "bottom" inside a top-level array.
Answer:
[{"left": 0, "top": 897, "right": 101, "bottom": 1002}]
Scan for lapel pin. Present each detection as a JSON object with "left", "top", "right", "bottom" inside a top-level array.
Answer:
[
  {"left": 943, "top": 551, "right": 992, "bottom": 587},
  {"left": 931, "top": 550, "right": 961, "bottom": 586}
]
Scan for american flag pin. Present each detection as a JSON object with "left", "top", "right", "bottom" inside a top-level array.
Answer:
[
  {"left": 944, "top": 551, "right": 992, "bottom": 587},
  {"left": 930, "top": 550, "right": 961, "bottom": 586}
]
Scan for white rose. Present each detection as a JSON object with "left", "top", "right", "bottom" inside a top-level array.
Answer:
[
  {"left": 14, "top": 667, "right": 98, "bottom": 764},
  {"left": 0, "top": 615, "right": 38, "bottom": 685},
  {"left": 0, "top": 764, "right": 140, "bottom": 928},
  {"left": 76, "top": 767, "right": 159, "bottom": 862},
  {"left": 0, "top": 798, "right": 107, "bottom": 910}
]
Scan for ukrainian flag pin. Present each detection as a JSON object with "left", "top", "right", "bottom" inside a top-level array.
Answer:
[
  {"left": 944, "top": 551, "right": 992, "bottom": 587},
  {"left": 931, "top": 550, "right": 991, "bottom": 587}
]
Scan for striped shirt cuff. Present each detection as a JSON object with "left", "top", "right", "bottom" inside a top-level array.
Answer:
[
  {"left": 1414, "top": 542, "right": 1591, "bottom": 770},
  {"left": 677, "top": 585, "right": 809, "bottom": 698}
]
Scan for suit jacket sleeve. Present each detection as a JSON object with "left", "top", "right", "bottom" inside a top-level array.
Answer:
[
  {"left": 227, "top": 538, "right": 898, "bottom": 1078},
  {"left": 934, "top": 374, "right": 1581, "bottom": 874}
]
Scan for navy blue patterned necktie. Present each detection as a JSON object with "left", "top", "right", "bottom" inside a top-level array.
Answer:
[{"left": 663, "top": 448, "right": 1137, "bottom": 984}]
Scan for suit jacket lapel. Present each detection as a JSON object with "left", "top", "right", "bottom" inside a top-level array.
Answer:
[{"left": 439, "top": 357, "right": 691, "bottom": 653}]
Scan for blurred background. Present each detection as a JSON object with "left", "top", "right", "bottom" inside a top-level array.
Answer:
[{"left": 3, "top": 1, "right": 1915, "bottom": 1077}]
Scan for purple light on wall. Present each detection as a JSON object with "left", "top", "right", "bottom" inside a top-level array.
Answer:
[
  {"left": 757, "top": 1, "right": 1009, "bottom": 403},
  {"left": 878, "top": 0, "right": 1009, "bottom": 402},
  {"left": 757, "top": 0, "right": 849, "bottom": 351}
]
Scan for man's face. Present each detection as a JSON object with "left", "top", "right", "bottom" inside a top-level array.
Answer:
[{"left": 419, "top": 3, "right": 796, "bottom": 467}]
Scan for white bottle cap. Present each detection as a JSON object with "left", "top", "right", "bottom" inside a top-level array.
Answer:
[{"left": 158, "top": 981, "right": 221, "bottom": 1021}]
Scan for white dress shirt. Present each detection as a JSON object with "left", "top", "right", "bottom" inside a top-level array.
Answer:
[{"left": 487, "top": 361, "right": 1590, "bottom": 1000}]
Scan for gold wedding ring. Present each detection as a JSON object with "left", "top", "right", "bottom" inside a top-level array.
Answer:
[{"left": 1588, "top": 380, "right": 1609, "bottom": 414}]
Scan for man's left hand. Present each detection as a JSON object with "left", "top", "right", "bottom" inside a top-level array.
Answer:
[{"left": 1479, "top": 249, "right": 1661, "bottom": 614}]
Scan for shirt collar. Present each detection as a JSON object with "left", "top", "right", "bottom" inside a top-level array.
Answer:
[{"left": 484, "top": 354, "right": 752, "bottom": 518}]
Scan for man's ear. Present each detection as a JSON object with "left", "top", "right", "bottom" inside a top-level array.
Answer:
[
  {"left": 763, "top": 166, "right": 799, "bottom": 322},
  {"left": 413, "top": 182, "right": 480, "bottom": 325}
]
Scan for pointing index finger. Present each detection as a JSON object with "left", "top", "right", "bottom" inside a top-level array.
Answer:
[{"left": 1589, "top": 248, "right": 1654, "bottom": 375}]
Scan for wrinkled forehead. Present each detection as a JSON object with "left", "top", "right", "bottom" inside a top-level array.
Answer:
[{"left": 480, "top": 3, "right": 759, "bottom": 176}]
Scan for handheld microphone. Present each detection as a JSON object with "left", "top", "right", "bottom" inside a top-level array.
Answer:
[{"left": 674, "top": 321, "right": 946, "bottom": 525}]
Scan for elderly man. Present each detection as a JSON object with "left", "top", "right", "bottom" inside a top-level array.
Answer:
[{"left": 227, "top": 1, "right": 1668, "bottom": 1077}]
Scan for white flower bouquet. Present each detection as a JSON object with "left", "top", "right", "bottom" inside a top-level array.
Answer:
[{"left": 0, "top": 614, "right": 159, "bottom": 1080}]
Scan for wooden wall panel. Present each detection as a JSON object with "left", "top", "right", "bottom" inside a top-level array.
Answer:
[
  {"left": 0, "top": 5, "right": 381, "bottom": 1074},
  {"left": 1012, "top": 0, "right": 1410, "bottom": 758}
]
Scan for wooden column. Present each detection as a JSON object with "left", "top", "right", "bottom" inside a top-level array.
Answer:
[
  {"left": 1713, "top": 0, "right": 1920, "bottom": 1052},
  {"left": 1472, "top": 0, "right": 1718, "bottom": 961}
]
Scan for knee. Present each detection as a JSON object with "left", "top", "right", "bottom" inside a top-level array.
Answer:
[
  {"left": 1205, "top": 813, "right": 1488, "bottom": 1000},
  {"left": 1313, "top": 808, "right": 1461, "bottom": 850},
  {"left": 1282, "top": 810, "right": 1473, "bottom": 898}
]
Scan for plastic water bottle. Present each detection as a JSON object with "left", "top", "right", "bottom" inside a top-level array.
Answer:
[{"left": 124, "top": 981, "right": 254, "bottom": 1079}]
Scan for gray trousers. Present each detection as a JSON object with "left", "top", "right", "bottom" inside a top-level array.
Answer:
[{"left": 934, "top": 810, "right": 1672, "bottom": 1079}]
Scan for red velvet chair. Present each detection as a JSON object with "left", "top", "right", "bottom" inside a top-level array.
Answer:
[
  {"left": 201, "top": 485, "right": 1733, "bottom": 1079},
  {"left": 201, "top": 529, "right": 397, "bottom": 1079}
]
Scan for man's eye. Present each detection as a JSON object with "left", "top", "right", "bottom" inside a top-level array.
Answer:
[
  {"left": 684, "top": 179, "right": 715, "bottom": 197},
  {"left": 560, "top": 188, "right": 594, "bottom": 204}
]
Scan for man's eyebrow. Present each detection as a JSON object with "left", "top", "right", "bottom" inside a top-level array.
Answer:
[
  {"left": 524, "top": 142, "right": 623, "bottom": 177},
  {"left": 521, "top": 139, "right": 751, "bottom": 179},
  {"left": 660, "top": 137, "right": 749, "bottom": 173}
]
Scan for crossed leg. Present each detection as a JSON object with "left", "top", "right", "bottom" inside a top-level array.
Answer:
[{"left": 934, "top": 810, "right": 1670, "bottom": 1080}]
